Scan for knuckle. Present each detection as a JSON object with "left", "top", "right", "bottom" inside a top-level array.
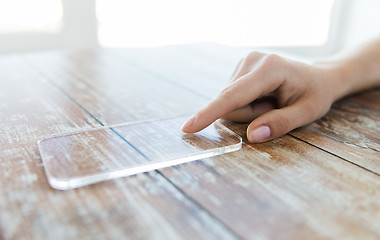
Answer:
[
  {"left": 219, "top": 86, "right": 235, "bottom": 100},
  {"left": 261, "top": 54, "right": 289, "bottom": 73},
  {"left": 262, "top": 54, "right": 283, "bottom": 66},
  {"left": 304, "top": 100, "right": 330, "bottom": 120},
  {"left": 218, "top": 86, "right": 240, "bottom": 110},
  {"left": 279, "top": 118, "right": 291, "bottom": 133},
  {"left": 242, "top": 51, "right": 264, "bottom": 66},
  {"left": 275, "top": 111, "right": 292, "bottom": 133},
  {"left": 247, "top": 51, "right": 263, "bottom": 60},
  {"left": 304, "top": 100, "right": 317, "bottom": 114}
]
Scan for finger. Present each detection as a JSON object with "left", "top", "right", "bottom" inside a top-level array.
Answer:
[
  {"left": 229, "top": 52, "right": 266, "bottom": 84},
  {"left": 229, "top": 58, "right": 244, "bottom": 82},
  {"left": 182, "top": 60, "right": 285, "bottom": 133},
  {"left": 246, "top": 99, "right": 317, "bottom": 143},
  {"left": 223, "top": 99, "right": 277, "bottom": 122}
]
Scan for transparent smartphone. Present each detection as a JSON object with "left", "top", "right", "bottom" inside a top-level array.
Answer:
[{"left": 38, "top": 117, "right": 242, "bottom": 190}]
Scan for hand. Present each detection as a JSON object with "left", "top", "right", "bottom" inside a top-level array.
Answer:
[{"left": 182, "top": 52, "right": 341, "bottom": 143}]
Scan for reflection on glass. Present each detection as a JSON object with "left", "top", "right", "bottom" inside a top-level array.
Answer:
[{"left": 38, "top": 116, "right": 242, "bottom": 190}]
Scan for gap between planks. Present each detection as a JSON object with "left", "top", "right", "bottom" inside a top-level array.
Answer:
[{"left": 289, "top": 133, "right": 380, "bottom": 177}]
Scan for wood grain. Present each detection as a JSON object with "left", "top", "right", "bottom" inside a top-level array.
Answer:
[
  {"left": 22, "top": 47, "right": 380, "bottom": 239},
  {"left": 2, "top": 45, "right": 379, "bottom": 239},
  {"left": 162, "top": 121, "right": 380, "bottom": 239},
  {"left": 291, "top": 89, "right": 380, "bottom": 174},
  {"left": 109, "top": 44, "right": 243, "bottom": 98},
  {"left": 24, "top": 50, "right": 208, "bottom": 124},
  {"left": 0, "top": 53, "right": 237, "bottom": 240}
]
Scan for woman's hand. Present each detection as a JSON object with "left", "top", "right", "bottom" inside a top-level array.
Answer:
[{"left": 182, "top": 52, "right": 342, "bottom": 143}]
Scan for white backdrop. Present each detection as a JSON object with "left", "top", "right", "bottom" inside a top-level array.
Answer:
[{"left": 0, "top": 0, "right": 379, "bottom": 57}]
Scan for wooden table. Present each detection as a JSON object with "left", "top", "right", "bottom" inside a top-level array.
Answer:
[{"left": 1, "top": 44, "right": 379, "bottom": 240}]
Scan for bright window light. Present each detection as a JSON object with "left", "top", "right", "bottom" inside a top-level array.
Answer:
[
  {"left": 96, "top": 0, "right": 335, "bottom": 48},
  {"left": 0, "top": 0, "right": 63, "bottom": 33}
]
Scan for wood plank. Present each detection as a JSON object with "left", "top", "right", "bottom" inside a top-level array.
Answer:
[
  {"left": 0, "top": 54, "right": 238, "bottom": 239},
  {"left": 290, "top": 89, "right": 380, "bottom": 174},
  {"left": 162, "top": 121, "right": 380, "bottom": 239},
  {"left": 24, "top": 48, "right": 380, "bottom": 238},
  {"left": 109, "top": 44, "right": 242, "bottom": 98},
  {"left": 0, "top": 55, "right": 101, "bottom": 145},
  {"left": 23, "top": 50, "right": 207, "bottom": 124}
]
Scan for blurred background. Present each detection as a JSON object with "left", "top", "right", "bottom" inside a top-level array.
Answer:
[{"left": 0, "top": 0, "right": 379, "bottom": 57}]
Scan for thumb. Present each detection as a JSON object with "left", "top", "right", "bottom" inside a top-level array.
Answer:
[{"left": 247, "top": 100, "right": 317, "bottom": 143}]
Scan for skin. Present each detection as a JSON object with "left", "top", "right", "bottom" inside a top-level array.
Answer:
[{"left": 182, "top": 38, "right": 380, "bottom": 143}]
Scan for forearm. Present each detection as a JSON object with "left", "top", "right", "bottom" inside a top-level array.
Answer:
[{"left": 318, "top": 38, "right": 380, "bottom": 101}]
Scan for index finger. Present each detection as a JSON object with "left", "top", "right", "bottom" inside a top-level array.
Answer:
[{"left": 182, "top": 69, "right": 283, "bottom": 133}]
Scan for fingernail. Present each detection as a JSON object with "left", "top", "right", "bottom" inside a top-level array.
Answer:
[
  {"left": 249, "top": 125, "right": 271, "bottom": 142},
  {"left": 182, "top": 116, "right": 196, "bottom": 132}
]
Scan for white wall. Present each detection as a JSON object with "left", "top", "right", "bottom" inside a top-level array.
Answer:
[
  {"left": 0, "top": 0, "right": 379, "bottom": 56},
  {"left": 0, "top": 0, "right": 98, "bottom": 54},
  {"left": 341, "top": 0, "right": 380, "bottom": 50}
]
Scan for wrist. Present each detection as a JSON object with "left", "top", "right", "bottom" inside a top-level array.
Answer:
[
  {"left": 315, "top": 61, "right": 360, "bottom": 102},
  {"left": 327, "top": 63, "right": 354, "bottom": 101},
  {"left": 314, "top": 39, "right": 380, "bottom": 101},
  {"left": 314, "top": 61, "right": 352, "bottom": 102}
]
